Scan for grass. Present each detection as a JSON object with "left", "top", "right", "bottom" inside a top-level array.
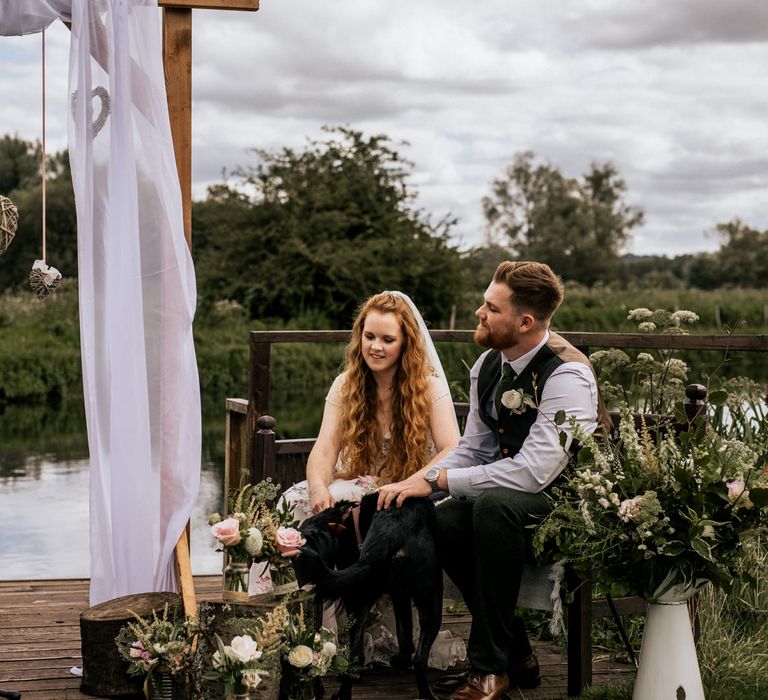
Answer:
[{"left": 572, "top": 538, "right": 768, "bottom": 699}]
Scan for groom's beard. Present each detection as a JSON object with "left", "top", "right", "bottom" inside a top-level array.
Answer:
[{"left": 474, "top": 322, "right": 518, "bottom": 350}]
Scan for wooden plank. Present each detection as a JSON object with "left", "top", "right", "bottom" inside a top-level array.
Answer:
[
  {"left": 163, "top": 7, "right": 193, "bottom": 245},
  {"left": 249, "top": 329, "right": 768, "bottom": 352},
  {"left": 0, "top": 577, "right": 633, "bottom": 700},
  {"left": 159, "top": 0, "right": 259, "bottom": 9}
]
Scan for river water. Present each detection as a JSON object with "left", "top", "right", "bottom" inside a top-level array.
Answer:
[{"left": 0, "top": 400, "right": 225, "bottom": 580}]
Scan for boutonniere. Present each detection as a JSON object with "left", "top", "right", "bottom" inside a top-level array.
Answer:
[{"left": 500, "top": 388, "right": 537, "bottom": 414}]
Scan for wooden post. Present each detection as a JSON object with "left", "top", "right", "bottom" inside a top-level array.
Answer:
[
  {"left": 248, "top": 336, "right": 272, "bottom": 469},
  {"left": 163, "top": 7, "right": 193, "bottom": 245},
  {"left": 252, "top": 415, "right": 277, "bottom": 484}
]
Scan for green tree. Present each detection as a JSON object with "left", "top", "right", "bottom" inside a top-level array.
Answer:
[
  {"left": 482, "top": 152, "right": 644, "bottom": 286},
  {"left": 0, "top": 139, "right": 77, "bottom": 293},
  {"left": 713, "top": 219, "right": 768, "bottom": 288},
  {"left": 0, "top": 135, "right": 41, "bottom": 194},
  {"left": 193, "top": 127, "right": 464, "bottom": 326}
]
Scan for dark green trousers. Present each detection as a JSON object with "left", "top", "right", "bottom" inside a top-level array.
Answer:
[{"left": 435, "top": 487, "right": 553, "bottom": 674}]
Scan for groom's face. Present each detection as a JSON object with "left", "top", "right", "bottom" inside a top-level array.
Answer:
[{"left": 474, "top": 281, "right": 527, "bottom": 350}]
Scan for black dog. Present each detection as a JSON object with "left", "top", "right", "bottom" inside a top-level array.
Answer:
[{"left": 293, "top": 492, "right": 443, "bottom": 700}]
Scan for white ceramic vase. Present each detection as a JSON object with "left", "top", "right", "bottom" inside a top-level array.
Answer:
[{"left": 632, "top": 599, "right": 704, "bottom": 700}]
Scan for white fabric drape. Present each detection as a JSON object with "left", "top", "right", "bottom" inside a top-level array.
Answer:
[{"left": 1, "top": 0, "right": 201, "bottom": 605}]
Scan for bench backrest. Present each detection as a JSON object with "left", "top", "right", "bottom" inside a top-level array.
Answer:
[{"left": 249, "top": 385, "right": 707, "bottom": 491}]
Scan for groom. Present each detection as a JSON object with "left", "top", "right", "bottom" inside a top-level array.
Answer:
[{"left": 377, "top": 261, "right": 611, "bottom": 700}]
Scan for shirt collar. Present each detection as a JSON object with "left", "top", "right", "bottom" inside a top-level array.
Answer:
[{"left": 501, "top": 330, "right": 550, "bottom": 376}]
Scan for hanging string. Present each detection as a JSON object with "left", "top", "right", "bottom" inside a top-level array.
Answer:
[
  {"left": 29, "top": 28, "right": 61, "bottom": 300},
  {"left": 41, "top": 28, "right": 47, "bottom": 262}
]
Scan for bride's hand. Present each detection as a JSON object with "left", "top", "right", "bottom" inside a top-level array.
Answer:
[{"left": 310, "top": 485, "right": 334, "bottom": 513}]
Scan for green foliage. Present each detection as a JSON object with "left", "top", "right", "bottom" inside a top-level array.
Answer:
[
  {"left": 534, "top": 408, "right": 768, "bottom": 599},
  {"left": 192, "top": 126, "right": 464, "bottom": 326},
  {"left": 482, "top": 152, "right": 643, "bottom": 286},
  {"left": 0, "top": 140, "right": 77, "bottom": 292}
]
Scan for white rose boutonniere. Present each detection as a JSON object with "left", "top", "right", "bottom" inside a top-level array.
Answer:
[
  {"left": 500, "top": 389, "right": 524, "bottom": 411},
  {"left": 500, "top": 389, "right": 537, "bottom": 414}
]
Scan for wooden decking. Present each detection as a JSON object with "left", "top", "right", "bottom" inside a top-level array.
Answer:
[{"left": 0, "top": 577, "right": 634, "bottom": 699}]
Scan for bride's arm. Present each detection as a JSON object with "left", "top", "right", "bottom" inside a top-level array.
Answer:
[{"left": 306, "top": 376, "right": 344, "bottom": 513}]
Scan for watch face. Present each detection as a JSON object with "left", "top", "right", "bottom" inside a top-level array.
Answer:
[{"left": 425, "top": 467, "right": 439, "bottom": 482}]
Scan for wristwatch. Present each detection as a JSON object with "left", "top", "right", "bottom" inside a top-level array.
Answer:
[{"left": 424, "top": 466, "right": 442, "bottom": 493}]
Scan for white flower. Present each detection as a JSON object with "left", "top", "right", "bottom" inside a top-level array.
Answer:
[
  {"left": 598, "top": 497, "right": 610, "bottom": 509},
  {"left": 500, "top": 389, "right": 524, "bottom": 411},
  {"left": 321, "top": 641, "right": 337, "bottom": 657},
  {"left": 701, "top": 525, "right": 716, "bottom": 540},
  {"left": 212, "top": 650, "right": 224, "bottom": 670},
  {"left": 288, "top": 644, "right": 314, "bottom": 668},
  {"left": 242, "top": 670, "right": 262, "bottom": 689},
  {"left": 671, "top": 310, "right": 699, "bottom": 324},
  {"left": 636, "top": 352, "right": 654, "bottom": 362},
  {"left": 638, "top": 321, "right": 656, "bottom": 333},
  {"left": 628, "top": 308, "right": 653, "bottom": 320},
  {"left": 245, "top": 527, "right": 264, "bottom": 556},
  {"left": 226, "top": 635, "right": 262, "bottom": 664}
]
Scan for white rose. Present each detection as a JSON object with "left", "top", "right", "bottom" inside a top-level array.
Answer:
[
  {"left": 288, "top": 644, "right": 314, "bottom": 668},
  {"left": 500, "top": 389, "right": 523, "bottom": 411},
  {"left": 242, "top": 670, "right": 262, "bottom": 689},
  {"left": 245, "top": 527, "right": 264, "bottom": 556},
  {"left": 227, "top": 635, "right": 262, "bottom": 664},
  {"left": 321, "top": 641, "right": 337, "bottom": 657}
]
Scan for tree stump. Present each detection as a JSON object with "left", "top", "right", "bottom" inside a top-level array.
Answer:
[{"left": 80, "top": 591, "right": 181, "bottom": 697}]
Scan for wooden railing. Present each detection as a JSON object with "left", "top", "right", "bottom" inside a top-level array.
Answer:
[{"left": 231, "top": 329, "right": 768, "bottom": 484}]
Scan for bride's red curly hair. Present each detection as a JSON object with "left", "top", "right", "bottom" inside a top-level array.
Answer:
[{"left": 336, "top": 292, "right": 433, "bottom": 484}]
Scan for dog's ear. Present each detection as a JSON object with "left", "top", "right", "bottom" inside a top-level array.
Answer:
[{"left": 328, "top": 522, "right": 347, "bottom": 536}]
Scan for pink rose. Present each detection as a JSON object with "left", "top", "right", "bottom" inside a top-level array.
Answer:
[
  {"left": 727, "top": 480, "right": 753, "bottom": 510},
  {"left": 277, "top": 527, "right": 305, "bottom": 557},
  {"left": 211, "top": 517, "right": 242, "bottom": 546}
]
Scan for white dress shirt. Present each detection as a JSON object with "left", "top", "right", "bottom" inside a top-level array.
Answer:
[{"left": 442, "top": 331, "right": 599, "bottom": 497}]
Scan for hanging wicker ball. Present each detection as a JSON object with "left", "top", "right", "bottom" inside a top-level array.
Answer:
[
  {"left": 29, "top": 259, "right": 62, "bottom": 299},
  {"left": 0, "top": 195, "right": 18, "bottom": 257}
]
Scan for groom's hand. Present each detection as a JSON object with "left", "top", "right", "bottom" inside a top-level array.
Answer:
[{"left": 377, "top": 474, "right": 431, "bottom": 510}]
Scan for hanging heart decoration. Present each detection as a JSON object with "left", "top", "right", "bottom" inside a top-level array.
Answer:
[
  {"left": 71, "top": 85, "right": 111, "bottom": 137},
  {"left": 0, "top": 195, "right": 19, "bottom": 257},
  {"left": 29, "top": 259, "right": 62, "bottom": 299}
]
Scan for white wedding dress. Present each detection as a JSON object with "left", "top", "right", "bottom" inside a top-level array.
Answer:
[{"left": 278, "top": 372, "right": 466, "bottom": 670}]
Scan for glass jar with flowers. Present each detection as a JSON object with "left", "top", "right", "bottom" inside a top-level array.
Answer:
[
  {"left": 202, "top": 633, "right": 269, "bottom": 700},
  {"left": 115, "top": 604, "right": 194, "bottom": 700},
  {"left": 210, "top": 481, "right": 281, "bottom": 602},
  {"left": 280, "top": 604, "right": 352, "bottom": 700}
]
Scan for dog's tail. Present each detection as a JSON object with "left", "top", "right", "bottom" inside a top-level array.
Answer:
[{"left": 297, "top": 547, "right": 375, "bottom": 609}]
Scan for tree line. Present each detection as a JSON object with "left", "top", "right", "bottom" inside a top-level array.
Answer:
[{"left": 1, "top": 129, "right": 766, "bottom": 328}]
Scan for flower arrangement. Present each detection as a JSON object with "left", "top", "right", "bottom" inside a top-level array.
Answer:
[
  {"left": 533, "top": 406, "right": 768, "bottom": 601},
  {"left": 209, "top": 479, "right": 304, "bottom": 599},
  {"left": 115, "top": 604, "right": 195, "bottom": 679},
  {"left": 280, "top": 603, "right": 352, "bottom": 700},
  {"left": 590, "top": 307, "right": 699, "bottom": 415},
  {"left": 203, "top": 633, "right": 270, "bottom": 697}
]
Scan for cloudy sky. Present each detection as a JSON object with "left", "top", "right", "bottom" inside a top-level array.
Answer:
[{"left": 1, "top": 0, "right": 766, "bottom": 255}]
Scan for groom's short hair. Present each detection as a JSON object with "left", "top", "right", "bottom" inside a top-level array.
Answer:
[{"left": 493, "top": 261, "right": 564, "bottom": 321}]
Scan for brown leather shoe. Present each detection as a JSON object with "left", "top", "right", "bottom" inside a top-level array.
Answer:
[
  {"left": 447, "top": 672, "right": 509, "bottom": 700},
  {"left": 507, "top": 652, "right": 541, "bottom": 689}
]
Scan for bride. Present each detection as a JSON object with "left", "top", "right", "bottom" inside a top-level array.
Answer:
[
  {"left": 283, "top": 290, "right": 460, "bottom": 519},
  {"left": 281, "top": 290, "right": 465, "bottom": 669}
]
